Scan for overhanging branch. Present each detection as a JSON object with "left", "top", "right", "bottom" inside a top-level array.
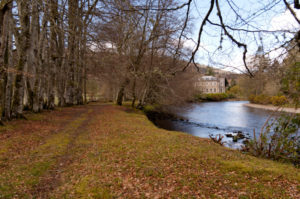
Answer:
[
  {"left": 182, "top": 0, "right": 215, "bottom": 72},
  {"left": 215, "top": 0, "right": 254, "bottom": 77},
  {"left": 121, "top": 1, "right": 191, "bottom": 12}
]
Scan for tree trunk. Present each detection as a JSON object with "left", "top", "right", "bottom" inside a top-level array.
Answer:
[
  {"left": 56, "top": 5, "right": 66, "bottom": 107},
  {"left": 117, "top": 78, "right": 129, "bottom": 106},
  {"left": 131, "top": 78, "right": 136, "bottom": 107},
  {"left": 65, "top": 0, "right": 78, "bottom": 106},
  {"left": 0, "top": 2, "right": 12, "bottom": 120},
  {"left": 11, "top": 1, "right": 30, "bottom": 118},
  {"left": 47, "top": 0, "right": 59, "bottom": 109},
  {"left": 83, "top": 63, "right": 87, "bottom": 103},
  {"left": 4, "top": 3, "right": 13, "bottom": 120},
  {"left": 25, "top": 78, "right": 34, "bottom": 110}
]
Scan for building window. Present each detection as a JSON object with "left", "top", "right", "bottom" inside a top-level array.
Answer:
[{"left": 214, "top": 88, "right": 216, "bottom": 92}]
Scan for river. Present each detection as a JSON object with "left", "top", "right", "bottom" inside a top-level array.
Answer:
[{"left": 154, "top": 101, "right": 280, "bottom": 149}]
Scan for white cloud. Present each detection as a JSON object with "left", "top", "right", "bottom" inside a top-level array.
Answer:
[
  {"left": 268, "top": 8, "right": 300, "bottom": 60},
  {"left": 270, "top": 8, "right": 300, "bottom": 31},
  {"left": 183, "top": 39, "right": 197, "bottom": 51},
  {"left": 88, "top": 41, "right": 116, "bottom": 52}
]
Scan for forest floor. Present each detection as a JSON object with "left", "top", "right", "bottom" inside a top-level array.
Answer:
[{"left": 0, "top": 103, "right": 299, "bottom": 198}]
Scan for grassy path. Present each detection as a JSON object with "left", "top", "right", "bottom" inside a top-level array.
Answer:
[{"left": 0, "top": 103, "right": 299, "bottom": 198}]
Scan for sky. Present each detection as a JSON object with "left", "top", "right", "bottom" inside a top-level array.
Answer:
[{"left": 184, "top": 0, "right": 300, "bottom": 73}]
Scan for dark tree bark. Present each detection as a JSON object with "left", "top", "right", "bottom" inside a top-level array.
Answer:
[
  {"left": 117, "top": 79, "right": 129, "bottom": 106},
  {"left": 12, "top": 0, "right": 31, "bottom": 118},
  {"left": 65, "top": 0, "right": 78, "bottom": 106},
  {"left": 0, "top": 2, "right": 12, "bottom": 120}
]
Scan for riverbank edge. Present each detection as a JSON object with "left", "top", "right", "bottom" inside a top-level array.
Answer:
[
  {"left": 143, "top": 108, "right": 188, "bottom": 127},
  {"left": 244, "top": 103, "right": 300, "bottom": 114}
]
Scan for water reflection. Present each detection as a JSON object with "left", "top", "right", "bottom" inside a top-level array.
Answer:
[{"left": 156, "top": 101, "right": 279, "bottom": 149}]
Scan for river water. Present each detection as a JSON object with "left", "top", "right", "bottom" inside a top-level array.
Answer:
[{"left": 155, "top": 101, "right": 280, "bottom": 149}]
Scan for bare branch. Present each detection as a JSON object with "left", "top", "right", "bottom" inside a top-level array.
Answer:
[
  {"left": 215, "top": 0, "right": 254, "bottom": 77},
  {"left": 207, "top": 19, "right": 297, "bottom": 34},
  {"left": 173, "top": 0, "right": 192, "bottom": 62},
  {"left": 121, "top": 1, "right": 191, "bottom": 12},
  {"left": 283, "top": 0, "right": 300, "bottom": 24},
  {"left": 182, "top": 0, "right": 215, "bottom": 72}
]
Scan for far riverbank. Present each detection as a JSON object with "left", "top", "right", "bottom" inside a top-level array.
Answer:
[{"left": 244, "top": 103, "right": 300, "bottom": 114}]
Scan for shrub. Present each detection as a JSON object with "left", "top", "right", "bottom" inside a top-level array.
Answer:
[
  {"left": 270, "top": 96, "right": 288, "bottom": 106},
  {"left": 243, "top": 114, "right": 300, "bottom": 166},
  {"left": 206, "top": 93, "right": 228, "bottom": 101},
  {"left": 248, "top": 94, "right": 271, "bottom": 105},
  {"left": 256, "top": 95, "right": 271, "bottom": 104},
  {"left": 227, "top": 93, "right": 235, "bottom": 99},
  {"left": 143, "top": 105, "right": 156, "bottom": 113},
  {"left": 194, "top": 93, "right": 202, "bottom": 101},
  {"left": 248, "top": 94, "right": 256, "bottom": 103},
  {"left": 249, "top": 95, "right": 288, "bottom": 106},
  {"left": 227, "top": 85, "right": 241, "bottom": 98},
  {"left": 195, "top": 93, "right": 229, "bottom": 101}
]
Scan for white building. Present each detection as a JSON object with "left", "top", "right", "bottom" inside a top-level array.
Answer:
[{"left": 194, "top": 76, "right": 226, "bottom": 93}]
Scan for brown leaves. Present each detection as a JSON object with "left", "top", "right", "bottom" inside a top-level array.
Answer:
[{"left": 0, "top": 104, "right": 299, "bottom": 198}]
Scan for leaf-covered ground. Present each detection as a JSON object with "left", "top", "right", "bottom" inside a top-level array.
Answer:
[{"left": 0, "top": 103, "right": 299, "bottom": 198}]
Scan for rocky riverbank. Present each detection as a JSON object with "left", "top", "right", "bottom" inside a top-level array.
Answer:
[{"left": 244, "top": 103, "right": 300, "bottom": 114}]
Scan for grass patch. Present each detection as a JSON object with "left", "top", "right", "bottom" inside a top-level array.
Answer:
[{"left": 0, "top": 104, "right": 299, "bottom": 198}]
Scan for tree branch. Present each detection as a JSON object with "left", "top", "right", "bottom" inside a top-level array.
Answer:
[
  {"left": 121, "top": 1, "right": 191, "bottom": 12},
  {"left": 215, "top": 0, "right": 254, "bottom": 77},
  {"left": 207, "top": 19, "right": 297, "bottom": 34},
  {"left": 173, "top": 0, "right": 192, "bottom": 62},
  {"left": 283, "top": 0, "right": 300, "bottom": 24},
  {"left": 182, "top": 0, "right": 215, "bottom": 72}
]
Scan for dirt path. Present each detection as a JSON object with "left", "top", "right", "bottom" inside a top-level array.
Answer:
[
  {"left": 0, "top": 104, "right": 104, "bottom": 198},
  {"left": 30, "top": 107, "right": 96, "bottom": 198}
]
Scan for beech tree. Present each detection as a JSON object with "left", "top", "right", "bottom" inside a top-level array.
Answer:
[
  {"left": 0, "top": 1, "right": 13, "bottom": 122},
  {"left": 0, "top": 0, "right": 99, "bottom": 121}
]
